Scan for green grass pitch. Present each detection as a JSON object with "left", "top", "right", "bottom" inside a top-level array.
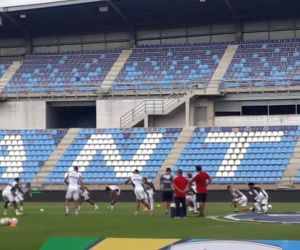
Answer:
[{"left": 1, "top": 202, "right": 300, "bottom": 249}]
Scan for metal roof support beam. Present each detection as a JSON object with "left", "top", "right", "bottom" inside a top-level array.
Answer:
[
  {"left": 104, "top": 0, "right": 136, "bottom": 47},
  {"left": 223, "top": 0, "right": 242, "bottom": 42}
]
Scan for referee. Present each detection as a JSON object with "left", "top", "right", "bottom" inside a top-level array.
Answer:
[{"left": 160, "top": 168, "right": 173, "bottom": 214}]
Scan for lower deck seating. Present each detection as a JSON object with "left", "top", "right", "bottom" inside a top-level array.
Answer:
[
  {"left": 174, "top": 126, "right": 300, "bottom": 184},
  {"left": 45, "top": 128, "right": 181, "bottom": 184},
  {"left": 0, "top": 126, "right": 299, "bottom": 186},
  {"left": 0, "top": 130, "right": 66, "bottom": 184}
]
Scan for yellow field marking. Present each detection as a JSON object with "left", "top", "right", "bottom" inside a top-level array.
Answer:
[{"left": 90, "top": 238, "right": 179, "bottom": 250}]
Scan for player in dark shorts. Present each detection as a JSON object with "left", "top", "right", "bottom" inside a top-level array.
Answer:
[
  {"left": 191, "top": 165, "right": 212, "bottom": 217},
  {"left": 105, "top": 185, "right": 121, "bottom": 211},
  {"left": 160, "top": 168, "right": 173, "bottom": 214}
]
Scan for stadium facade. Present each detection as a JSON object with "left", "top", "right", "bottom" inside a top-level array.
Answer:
[{"left": 0, "top": 0, "right": 300, "bottom": 193}]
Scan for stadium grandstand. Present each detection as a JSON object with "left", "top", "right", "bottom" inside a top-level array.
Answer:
[{"left": 1, "top": 0, "right": 300, "bottom": 249}]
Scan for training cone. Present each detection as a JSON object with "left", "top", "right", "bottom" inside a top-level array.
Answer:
[{"left": 9, "top": 222, "right": 17, "bottom": 228}]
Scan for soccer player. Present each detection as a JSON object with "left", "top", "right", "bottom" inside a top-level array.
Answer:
[
  {"left": 191, "top": 165, "right": 212, "bottom": 217},
  {"left": 186, "top": 172, "right": 198, "bottom": 213},
  {"left": 15, "top": 182, "right": 32, "bottom": 212},
  {"left": 125, "top": 169, "right": 152, "bottom": 216},
  {"left": 105, "top": 185, "right": 121, "bottom": 211},
  {"left": 64, "top": 166, "right": 83, "bottom": 216},
  {"left": 2, "top": 178, "right": 22, "bottom": 216},
  {"left": 160, "top": 168, "right": 173, "bottom": 214},
  {"left": 227, "top": 185, "right": 250, "bottom": 212},
  {"left": 173, "top": 169, "right": 189, "bottom": 218},
  {"left": 79, "top": 186, "right": 99, "bottom": 210},
  {"left": 248, "top": 182, "right": 271, "bottom": 214},
  {"left": 143, "top": 177, "right": 155, "bottom": 211}
]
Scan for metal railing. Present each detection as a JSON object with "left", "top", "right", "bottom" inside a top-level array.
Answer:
[
  {"left": 221, "top": 78, "right": 300, "bottom": 93},
  {"left": 1, "top": 83, "right": 101, "bottom": 100},
  {"left": 110, "top": 80, "right": 209, "bottom": 97},
  {"left": 2, "top": 78, "right": 300, "bottom": 100},
  {"left": 120, "top": 93, "right": 185, "bottom": 128}
]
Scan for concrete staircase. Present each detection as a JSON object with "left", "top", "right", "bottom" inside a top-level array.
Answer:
[
  {"left": 278, "top": 138, "right": 300, "bottom": 189},
  {"left": 154, "top": 126, "right": 195, "bottom": 188},
  {"left": 120, "top": 93, "right": 188, "bottom": 128},
  {"left": 33, "top": 128, "right": 80, "bottom": 187},
  {"left": 207, "top": 44, "right": 239, "bottom": 92},
  {"left": 0, "top": 61, "right": 21, "bottom": 94},
  {"left": 100, "top": 49, "right": 133, "bottom": 94}
]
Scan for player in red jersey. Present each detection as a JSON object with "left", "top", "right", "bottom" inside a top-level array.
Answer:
[{"left": 191, "top": 165, "right": 212, "bottom": 217}]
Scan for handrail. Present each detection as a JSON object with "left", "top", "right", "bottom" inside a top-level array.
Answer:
[
  {"left": 120, "top": 93, "right": 185, "bottom": 128},
  {"left": 2, "top": 78, "right": 300, "bottom": 100}
]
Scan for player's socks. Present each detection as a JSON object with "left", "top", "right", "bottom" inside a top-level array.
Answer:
[
  {"left": 16, "top": 210, "right": 22, "bottom": 216},
  {"left": 65, "top": 207, "right": 69, "bottom": 215},
  {"left": 134, "top": 211, "right": 139, "bottom": 216},
  {"left": 19, "top": 206, "right": 24, "bottom": 212},
  {"left": 75, "top": 209, "right": 79, "bottom": 216},
  {"left": 149, "top": 209, "right": 154, "bottom": 216},
  {"left": 3, "top": 210, "right": 7, "bottom": 216},
  {"left": 94, "top": 205, "right": 99, "bottom": 210}
]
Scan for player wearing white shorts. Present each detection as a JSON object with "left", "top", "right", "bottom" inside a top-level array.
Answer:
[
  {"left": 105, "top": 185, "right": 121, "bottom": 211},
  {"left": 186, "top": 172, "right": 198, "bottom": 213},
  {"left": 79, "top": 186, "right": 99, "bottom": 210},
  {"left": 248, "top": 182, "right": 271, "bottom": 214},
  {"left": 143, "top": 177, "right": 155, "bottom": 211},
  {"left": 227, "top": 185, "right": 250, "bottom": 212},
  {"left": 15, "top": 183, "right": 32, "bottom": 212},
  {"left": 2, "top": 178, "right": 22, "bottom": 216},
  {"left": 125, "top": 169, "right": 152, "bottom": 215},
  {"left": 64, "top": 166, "right": 83, "bottom": 216}
]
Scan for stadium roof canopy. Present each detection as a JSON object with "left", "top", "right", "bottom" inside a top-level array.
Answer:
[
  {"left": 0, "top": 0, "right": 299, "bottom": 38},
  {"left": 0, "top": 0, "right": 100, "bottom": 11}
]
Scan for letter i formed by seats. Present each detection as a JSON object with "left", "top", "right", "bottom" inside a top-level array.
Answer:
[{"left": 0, "top": 135, "right": 26, "bottom": 179}]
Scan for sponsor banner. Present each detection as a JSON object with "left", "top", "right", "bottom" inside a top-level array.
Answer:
[{"left": 41, "top": 237, "right": 300, "bottom": 250}]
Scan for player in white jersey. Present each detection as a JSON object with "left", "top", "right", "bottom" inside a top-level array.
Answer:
[
  {"left": 15, "top": 183, "right": 32, "bottom": 212},
  {"left": 79, "top": 186, "right": 99, "bottom": 210},
  {"left": 227, "top": 185, "right": 250, "bottom": 212},
  {"left": 143, "top": 177, "right": 155, "bottom": 211},
  {"left": 105, "top": 185, "right": 121, "bottom": 211},
  {"left": 186, "top": 172, "right": 198, "bottom": 213},
  {"left": 64, "top": 166, "right": 83, "bottom": 216},
  {"left": 125, "top": 169, "right": 152, "bottom": 215},
  {"left": 2, "top": 178, "right": 22, "bottom": 216},
  {"left": 248, "top": 182, "right": 271, "bottom": 214}
]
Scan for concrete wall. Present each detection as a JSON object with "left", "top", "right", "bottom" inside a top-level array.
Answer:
[
  {"left": 215, "top": 99, "right": 300, "bottom": 113},
  {"left": 96, "top": 99, "right": 139, "bottom": 128},
  {"left": 215, "top": 115, "right": 300, "bottom": 127},
  {"left": 149, "top": 105, "right": 185, "bottom": 128},
  {"left": 1, "top": 17, "right": 300, "bottom": 56},
  {"left": 0, "top": 101, "right": 46, "bottom": 129}
]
